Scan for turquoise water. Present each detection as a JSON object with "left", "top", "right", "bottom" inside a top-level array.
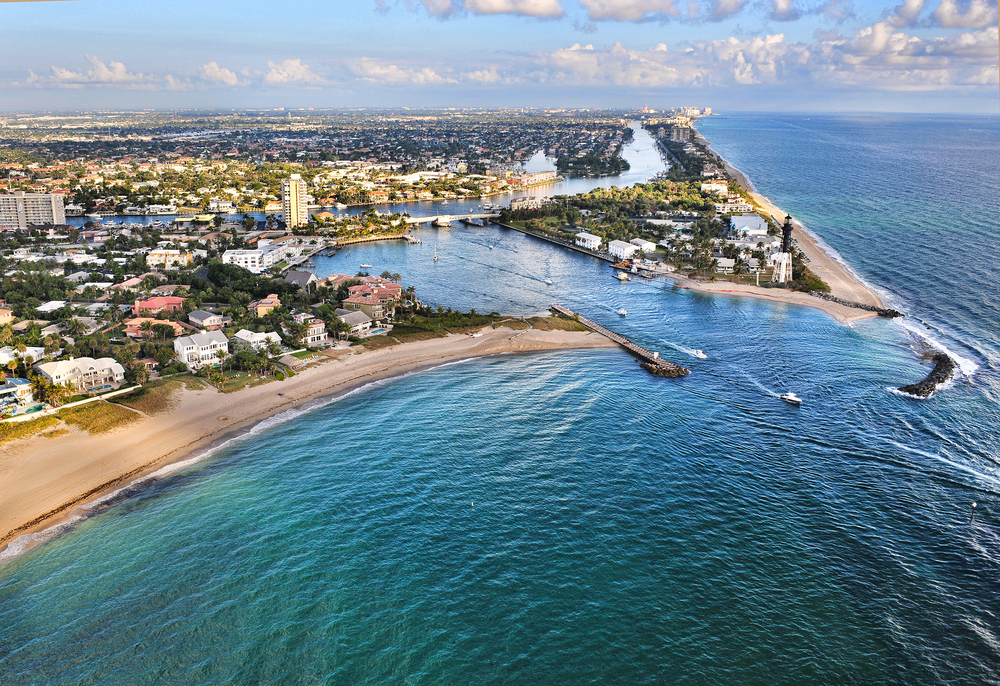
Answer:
[{"left": 3, "top": 115, "right": 999, "bottom": 684}]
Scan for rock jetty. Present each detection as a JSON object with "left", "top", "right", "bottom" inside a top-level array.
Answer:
[
  {"left": 810, "top": 292, "right": 903, "bottom": 318},
  {"left": 640, "top": 361, "right": 689, "bottom": 378},
  {"left": 897, "top": 353, "right": 957, "bottom": 398}
]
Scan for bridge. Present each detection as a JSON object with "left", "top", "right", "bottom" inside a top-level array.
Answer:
[{"left": 404, "top": 213, "right": 500, "bottom": 226}]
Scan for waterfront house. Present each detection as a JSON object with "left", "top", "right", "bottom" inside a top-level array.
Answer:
[
  {"left": 285, "top": 313, "right": 328, "bottom": 347},
  {"left": 608, "top": 240, "right": 639, "bottom": 261},
  {"left": 230, "top": 329, "right": 282, "bottom": 353},
  {"left": 575, "top": 233, "right": 602, "bottom": 251},
  {"left": 250, "top": 294, "right": 281, "bottom": 317},
  {"left": 629, "top": 238, "right": 658, "bottom": 253},
  {"left": 188, "top": 310, "right": 227, "bottom": 331},
  {"left": 337, "top": 310, "right": 373, "bottom": 337},
  {"left": 0, "top": 378, "right": 34, "bottom": 414},
  {"left": 700, "top": 182, "right": 729, "bottom": 195},
  {"left": 132, "top": 295, "right": 185, "bottom": 317},
  {"left": 173, "top": 330, "right": 229, "bottom": 369},
  {"left": 715, "top": 258, "right": 736, "bottom": 274},
  {"left": 34, "top": 356, "right": 126, "bottom": 392}
]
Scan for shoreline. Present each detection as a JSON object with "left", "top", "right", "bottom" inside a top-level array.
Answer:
[
  {"left": 0, "top": 326, "right": 616, "bottom": 562},
  {"left": 694, "top": 131, "right": 886, "bottom": 316}
]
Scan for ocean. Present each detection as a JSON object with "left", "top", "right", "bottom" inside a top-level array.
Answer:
[{"left": 2, "top": 114, "right": 999, "bottom": 684}]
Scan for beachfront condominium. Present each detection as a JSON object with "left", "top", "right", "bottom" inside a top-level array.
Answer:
[
  {"left": 0, "top": 191, "right": 66, "bottom": 229},
  {"left": 281, "top": 174, "right": 308, "bottom": 229}
]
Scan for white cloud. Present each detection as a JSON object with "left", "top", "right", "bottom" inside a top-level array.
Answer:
[
  {"left": 200, "top": 61, "right": 240, "bottom": 86},
  {"left": 263, "top": 59, "right": 325, "bottom": 86},
  {"left": 164, "top": 75, "right": 190, "bottom": 91},
  {"left": 351, "top": 58, "right": 458, "bottom": 84},
  {"left": 578, "top": 0, "right": 679, "bottom": 21},
  {"left": 464, "top": 0, "right": 564, "bottom": 17},
  {"left": 50, "top": 55, "right": 150, "bottom": 88},
  {"left": 769, "top": 0, "right": 799, "bottom": 21},
  {"left": 885, "top": 0, "right": 924, "bottom": 25},
  {"left": 464, "top": 67, "right": 502, "bottom": 82},
  {"left": 931, "top": 0, "right": 996, "bottom": 27}
]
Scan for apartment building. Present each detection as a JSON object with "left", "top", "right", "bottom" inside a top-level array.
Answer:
[{"left": 0, "top": 192, "right": 66, "bottom": 229}]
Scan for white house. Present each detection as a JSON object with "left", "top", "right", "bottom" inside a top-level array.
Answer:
[
  {"left": 173, "top": 330, "right": 229, "bottom": 369},
  {"left": 700, "top": 182, "right": 729, "bottom": 195},
  {"left": 730, "top": 214, "right": 768, "bottom": 236},
  {"left": 715, "top": 258, "right": 736, "bottom": 274},
  {"left": 188, "top": 310, "right": 226, "bottom": 331},
  {"left": 607, "top": 240, "right": 639, "bottom": 260},
  {"left": 34, "top": 357, "right": 126, "bottom": 392},
  {"left": 230, "top": 329, "right": 282, "bottom": 353},
  {"left": 715, "top": 201, "right": 754, "bottom": 215},
  {"left": 337, "top": 310, "right": 373, "bottom": 337},
  {"left": 0, "top": 346, "right": 46, "bottom": 365},
  {"left": 575, "top": 232, "right": 602, "bottom": 250},
  {"left": 629, "top": 238, "right": 658, "bottom": 253},
  {"left": 221, "top": 244, "right": 295, "bottom": 274}
]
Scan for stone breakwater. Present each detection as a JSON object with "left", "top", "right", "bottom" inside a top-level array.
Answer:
[
  {"left": 640, "top": 361, "right": 689, "bottom": 378},
  {"left": 897, "top": 353, "right": 957, "bottom": 398},
  {"left": 810, "top": 291, "right": 904, "bottom": 318}
]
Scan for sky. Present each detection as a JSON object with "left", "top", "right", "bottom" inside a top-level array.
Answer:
[{"left": 0, "top": 0, "right": 997, "bottom": 113}]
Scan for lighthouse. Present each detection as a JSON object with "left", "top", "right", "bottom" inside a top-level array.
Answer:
[{"left": 772, "top": 214, "right": 794, "bottom": 284}]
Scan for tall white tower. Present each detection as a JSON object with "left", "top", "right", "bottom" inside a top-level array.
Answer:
[{"left": 281, "top": 174, "right": 308, "bottom": 229}]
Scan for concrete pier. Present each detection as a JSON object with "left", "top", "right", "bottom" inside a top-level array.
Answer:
[{"left": 551, "top": 305, "right": 690, "bottom": 377}]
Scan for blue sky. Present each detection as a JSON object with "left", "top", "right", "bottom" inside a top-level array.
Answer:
[{"left": 1, "top": 0, "right": 997, "bottom": 112}]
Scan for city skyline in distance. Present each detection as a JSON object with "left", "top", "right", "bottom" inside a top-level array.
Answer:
[{"left": 0, "top": 0, "right": 997, "bottom": 113}]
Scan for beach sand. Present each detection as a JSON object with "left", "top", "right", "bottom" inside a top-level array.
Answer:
[
  {"left": 0, "top": 326, "right": 615, "bottom": 558},
  {"left": 682, "top": 132, "right": 885, "bottom": 322}
]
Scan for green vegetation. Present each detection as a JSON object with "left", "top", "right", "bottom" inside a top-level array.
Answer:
[
  {"left": 0, "top": 415, "right": 60, "bottom": 445},
  {"left": 60, "top": 402, "right": 143, "bottom": 434},
  {"left": 111, "top": 379, "right": 184, "bottom": 415}
]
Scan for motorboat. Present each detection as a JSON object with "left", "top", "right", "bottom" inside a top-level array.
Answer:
[
  {"left": 545, "top": 278, "right": 553, "bottom": 285},
  {"left": 780, "top": 392, "right": 802, "bottom": 406},
  {"left": 617, "top": 308, "right": 627, "bottom": 316},
  {"left": 360, "top": 263, "right": 373, "bottom": 268},
  {"left": 693, "top": 350, "right": 708, "bottom": 359},
  {"left": 615, "top": 271, "right": 630, "bottom": 282}
]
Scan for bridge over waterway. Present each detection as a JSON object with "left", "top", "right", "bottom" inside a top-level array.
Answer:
[{"left": 405, "top": 213, "right": 500, "bottom": 226}]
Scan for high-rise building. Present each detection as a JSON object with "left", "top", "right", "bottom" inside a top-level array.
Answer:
[
  {"left": 281, "top": 174, "right": 308, "bottom": 229},
  {"left": 0, "top": 191, "right": 66, "bottom": 229}
]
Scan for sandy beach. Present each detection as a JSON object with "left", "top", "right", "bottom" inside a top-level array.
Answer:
[
  {"left": 690, "top": 132, "right": 885, "bottom": 321},
  {"left": 0, "top": 326, "right": 615, "bottom": 559}
]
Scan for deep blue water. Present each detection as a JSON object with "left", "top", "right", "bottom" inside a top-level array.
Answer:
[{"left": 3, "top": 114, "right": 1000, "bottom": 685}]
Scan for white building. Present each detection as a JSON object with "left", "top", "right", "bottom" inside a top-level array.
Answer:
[
  {"left": 34, "top": 356, "right": 126, "bottom": 392},
  {"left": 337, "top": 310, "right": 372, "bottom": 337},
  {"left": 281, "top": 174, "right": 308, "bottom": 229},
  {"left": 715, "top": 201, "right": 754, "bottom": 215},
  {"left": 629, "top": 238, "right": 658, "bottom": 253},
  {"left": 730, "top": 214, "right": 769, "bottom": 236},
  {"left": 230, "top": 329, "right": 282, "bottom": 353},
  {"left": 0, "top": 346, "right": 46, "bottom": 365},
  {"left": 0, "top": 192, "right": 66, "bottom": 229},
  {"left": 173, "top": 330, "right": 229, "bottom": 369},
  {"left": 715, "top": 258, "right": 736, "bottom": 274},
  {"left": 607, "top": 240, "right": 639, "bottom": 260},
  {"left": 509, "top": 196, "right": 543, "bottom": 211},
  {"left": 700, "top": 182, "right": 729, "bottom": 195},
  {"left": 221, "top": 244, "right": 294, "bottom": 274},
  {"left": 575, "top": 232, "right": 602, "bottom": 250}
]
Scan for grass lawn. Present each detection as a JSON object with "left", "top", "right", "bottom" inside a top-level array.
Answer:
[
  {"left": 60, "top": 402, "right": 143, "bottom": 434},
  {"left": 527, "top": 316, "right": 588, "bottom": 332},
  {"left": 291, "top": 350, "right": 314, "bottom": 360}
]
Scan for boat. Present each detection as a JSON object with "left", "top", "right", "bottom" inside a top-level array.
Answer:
[
  {"left": 780, "top": 392, "right": 802, "bottom": 406},
  {"left": 693, "top": 350, "right": 708, "bottom": 359},
  {"left": 489, "top": 245, "right": 493, "bottom": 250},
  {"left": 433, "top": 247, "right": 438, "bottom": 262},
  {"left": 615, "top": 272, "right": 630, "bottom": 282},
  {"left": 434, "top": 216, "right": 452, "bottom": 227},
  {"left": 360, "top": 263, "right": 373, "bottom": 268},
  {"left": 545, "top": 278, "right": 553, "bottom": 285},
  {"left": 617, "top": 308, "right": 627, "bottom": 316}
]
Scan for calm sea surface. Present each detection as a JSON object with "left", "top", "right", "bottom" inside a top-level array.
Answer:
[{"left": 4, "top": 115, "right": 1000, "bottom": 685}]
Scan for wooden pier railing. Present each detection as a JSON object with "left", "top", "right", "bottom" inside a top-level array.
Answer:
[{"left": 551, "top": 305, "right": 690, "bottom": 377}]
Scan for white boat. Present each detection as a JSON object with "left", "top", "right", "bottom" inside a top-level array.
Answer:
[
  {"left": 489, "top": 245, "right": 493, "bottom": 250},
  {"left": 434, "top": 216, "right": 452, "bottom": 227},
  {"left": 615, "top": 272, "right": 630, "bottom": 282},
  {"left": 360, "top": 263, "right": 373, "bottom": 268},
  {"left": 545, "top": 278, "right": 553, "bottom": 285},
  {"left": 780, "top": 392, "right": 802, "bottom": 406},
  {"left": 693, "top": 350, "right": 708, "bottom": 359},
  {"left": 617, "top": 308, "right": 627, "bottom": 316},
  {"left": 433, "top": 247, "right": 438, "bottom": 262}
]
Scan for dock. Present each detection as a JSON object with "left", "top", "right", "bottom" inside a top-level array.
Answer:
[{"left": 551, "top": 305, "right": 690, "bottom": 377}]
